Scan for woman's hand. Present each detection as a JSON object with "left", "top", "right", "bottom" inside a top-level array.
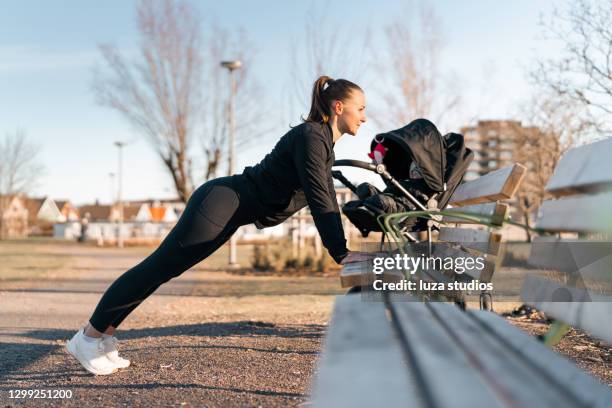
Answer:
[{"left": 340, "top": 251, "right": 377, "bottom": 264}]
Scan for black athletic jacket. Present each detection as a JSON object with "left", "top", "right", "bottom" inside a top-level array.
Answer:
[{"left": 242, "top": 121, "right": 348, "bottom": 263}]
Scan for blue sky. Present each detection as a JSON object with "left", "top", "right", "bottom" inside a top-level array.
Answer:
[{"left": 1, "top": 0, "right": 564, "bottom": 204}]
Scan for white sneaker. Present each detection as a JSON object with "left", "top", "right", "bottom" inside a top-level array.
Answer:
[
  {"left": 102, "top": 336, "right": 130, "bottom": 369},
  {"left": 66, "top": 330, "right": 117, "bottom": 375}
]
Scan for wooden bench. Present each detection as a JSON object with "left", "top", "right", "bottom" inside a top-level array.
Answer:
[
  {"left": 341, "top": 162, "right": 526, "bottom": 310},
  {"left": 312, "top": 140, "right": 612, "bottom": 407},
  {"left": 310, "top": 295, "right": 611, "bottom": 407},
  {"left": 521, "top": 137, "right": 612, "bottom": 346}
]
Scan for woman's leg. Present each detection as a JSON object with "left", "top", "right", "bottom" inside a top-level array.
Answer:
[
  {"left": 107, "top": 223, "right": 238, "bottom": 329},
  {"left": 85, "top": 222, "right": 238, "bottom": 337},
  {"left": 87, "top": 176, "right": 255, "bottom": 333}
]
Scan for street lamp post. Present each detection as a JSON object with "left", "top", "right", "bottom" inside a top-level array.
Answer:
[
  {"left": 108, "top": 172, "right": 115, "bottom": 204},
  {"left": 221, "top": 60, "right": 242, "bottom": 268},
  {"left": 114, "top": 141, "right": 125, "bottom": 248}
]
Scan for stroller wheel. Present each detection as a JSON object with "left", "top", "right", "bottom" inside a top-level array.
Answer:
[
  {"left": 480, "top": 292, "right": 493, "bottom": 311},
  {"left": 454, "top": 297, "right": 467, "bottom": 311},
  {"left": 346, "top": 286, "right": 362, "bottom": 295}
]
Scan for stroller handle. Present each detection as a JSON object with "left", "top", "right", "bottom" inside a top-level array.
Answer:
[
  {"left": 333, "top": 159, "right": 377, "bottom": 172},
  {"left": 333, "top": 159, "right": 394, "bottom": 181},
  {"left": 333, "top": 159, "right": 428, "bottom": 212}
]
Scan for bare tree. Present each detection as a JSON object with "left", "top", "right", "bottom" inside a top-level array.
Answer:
[
  {"left": 531, "top": 0, "right": 612, "bottom": 132},
  {"left": 514, "top": 93, "right": 590, "bottom": 240},
  {"left": 374, "top": 3, "right": 460, "bottom": 129},
  {"left": 0, "top": 129, "right": 44, "bottom": 197},
  {"left": 0, "top": 129, "right": 45, "bottom": 235},
  {"left": 93, "top": 0, "right": 203, "bottom": 202},
  {"left": 288, "top": 3, "right": 372, "bottom": 121}
]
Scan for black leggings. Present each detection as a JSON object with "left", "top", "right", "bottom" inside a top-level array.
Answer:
[{"left": 88, "top": 175, "right": 259, "bottom": 332}]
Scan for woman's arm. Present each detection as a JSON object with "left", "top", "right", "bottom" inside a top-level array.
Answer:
[{"left": 293, "top": 128, "right": 348, "bottom": 263}]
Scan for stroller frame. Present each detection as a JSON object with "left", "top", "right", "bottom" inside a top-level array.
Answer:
[
  {"left": 333, "top": 159, "right": 493, "bottom": 310},
  {"left": 333, "top": 159, "right": 438, "bottom": 251}
]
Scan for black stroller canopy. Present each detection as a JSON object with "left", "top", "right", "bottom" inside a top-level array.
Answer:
[
  {"left": 371, "top": 118, "right": 446, "bottom": 192},
  {"left": 337, "top": 118, "right": 473, "bottom": 237}
]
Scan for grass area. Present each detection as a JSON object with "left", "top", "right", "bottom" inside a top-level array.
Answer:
[
  {"left": 114, "top": 243, "right": 263, "bottom": 269},
  {"left": 0, "top": 239, "right": 345, "bottom": 300},
  {"left": 0, "top": 240, "right": 69, "bottom": 281},
  {"left": 0, "top": 239, "right": 339, "bottom": 290},
  {"left": 119, "top": 242, "right": 337, "bottom": 274},
  {"left": 0, "top": 239, "right": 256, "bottom": 282}
]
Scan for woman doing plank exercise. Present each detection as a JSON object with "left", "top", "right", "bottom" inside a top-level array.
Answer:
[{"left": 66, "top": 76, "right": 372, "bottom": 375}]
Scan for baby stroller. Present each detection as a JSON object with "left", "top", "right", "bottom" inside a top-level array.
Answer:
[{"left": 333, "top": 119, "right": 474, "bottom": 244}]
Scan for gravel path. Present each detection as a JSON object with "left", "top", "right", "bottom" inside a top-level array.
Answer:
[
  {"left": 1, "top": 241, "right": 609, "bottom": 406},
  {"left": 0, "top": 243, "right": 339, "bottom": 407}
]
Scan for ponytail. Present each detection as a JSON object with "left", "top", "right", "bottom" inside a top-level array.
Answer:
[{"left": 304, "top": 76, "right": 362, "bottom": 124}]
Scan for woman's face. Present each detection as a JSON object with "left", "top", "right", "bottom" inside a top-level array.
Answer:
[{"left": 334, "top": 90, "right": 367, "bottom": 136}]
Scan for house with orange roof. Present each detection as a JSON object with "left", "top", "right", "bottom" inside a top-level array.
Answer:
[
  {"left": 148, "top": 201, "right": 178, "bottom": 223},
  {"left": 66, "top": 200, "right": 182, "bottom": 243},
  {"left": 124, "top": 199, "right": 183, "bottom": 222}
]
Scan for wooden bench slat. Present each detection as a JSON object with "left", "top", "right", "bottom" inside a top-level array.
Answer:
[
  {"left": 438, "top": 227, "right": 502, "bottom": 255},
  {"left": 520, "top": 275, "right": 612, "bottom": 344},
  {"left": 528, "top": 236, "right": 580, "bottom": 273},
  {"left": 546, "top": 137, "right": 612, "bottom": 197},
  {"left": 442, "top": 203, "right": 508, "bottom": 226},
  {"left": 340, "top": 260, "right": 405, "bottom": 289},
  {"left": 388, "top": 298, "right": 501, "bottom": 406},
  {"left": 428, "top": 302, "right": 605, "bottom": 407},
  {"left": 535, "top": 192, "right": 612, "bottom": 233},
  {"left": 521, "top": 274, "right": 596, "bottom": 303},
  {"left": 310, "top": 295, "right": 417, "bottom": 407},
  {"left": 448, "top": 163, "right": 526, "bottom": 206},
  {"left": 339, "top": 260, "right": 371, "bottom": 288},
  {"left": 528, "top": 237, "right": 612, "bottom": 283},
  {"left": 468, "top": 309, "right": 612, "bottom": 406}
]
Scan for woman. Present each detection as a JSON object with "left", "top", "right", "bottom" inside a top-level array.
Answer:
[{"left": 66, "top": 76, "right": 372, "bottom": 375}]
